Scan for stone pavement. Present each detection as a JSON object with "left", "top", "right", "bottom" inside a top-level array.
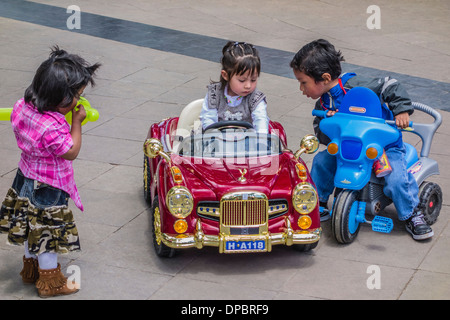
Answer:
[{"left": 0, "top": 0, "right": 448, "bottom": 301}]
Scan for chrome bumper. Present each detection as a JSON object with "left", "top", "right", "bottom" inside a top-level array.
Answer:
[{"left": 160, "top": 218, "right": 321, "bottom": 253}]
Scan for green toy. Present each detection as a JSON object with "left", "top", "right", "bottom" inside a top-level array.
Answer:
[
  {"left": 65, "top": 97, "right": 99, "bottom": 125},
  {"left": 0, "top": 108, "right": 13, "bottom": 121},
  {"left": 1, "top": 97, "right": 98, "bottom": 126}
]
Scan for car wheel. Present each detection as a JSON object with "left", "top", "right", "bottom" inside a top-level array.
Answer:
[
  {"left": 143, "top": 155, "right": 152, "bottom": 204},
  {"left": 293, "top": 241, "right": 318, "bottom": 252},
  {"left": 418, "top": 181, "right": 442, "bottom": 225},
  {"left": 331, "top": 189, "right": 361, "bottom": 244},
  {"left": 151, "top": 196, "right": 176, "bottom": 258}
]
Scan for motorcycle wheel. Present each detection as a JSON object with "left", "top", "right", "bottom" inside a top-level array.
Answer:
[
  {"left": 331, "top": 189, "right": 361, "bottom": 244},
  {"left": 418, "top": 181, "right": 442, "bottom": 225}
]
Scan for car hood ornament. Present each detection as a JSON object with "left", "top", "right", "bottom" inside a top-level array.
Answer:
[{"left": 238, "top": 168, "right": 247, "bottom": 183}]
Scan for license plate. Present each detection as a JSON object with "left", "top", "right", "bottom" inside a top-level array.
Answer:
[{"left": 225, "top": 239, "right": 266, "bottom": 253}]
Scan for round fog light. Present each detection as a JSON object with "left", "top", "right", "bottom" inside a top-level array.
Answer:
[
  {"left": 174, "top": 219, "right": 188, "bottom": 234},
  {"left": 298, "top": 216, "right": 312, "bottom": 230}
]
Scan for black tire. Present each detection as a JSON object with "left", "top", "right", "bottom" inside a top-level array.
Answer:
[
  {"left": 151, "top": 196, "right": 176, "bottom": 258},
  {"left": 293, "top": 241, "right": 318, "bottom": 252},
  {"left": 331, "top": 190, "right": 361, "bottom": 244},
  {"left": 143, "top": 155, "right": 152, "bottom": 204},
  {"left": 418, "top": 181, "right": 442, "bottom": 225}
]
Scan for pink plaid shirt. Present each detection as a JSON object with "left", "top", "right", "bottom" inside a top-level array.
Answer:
[{"left": 11, "top": 98, "right": 83, "bottom": 211}]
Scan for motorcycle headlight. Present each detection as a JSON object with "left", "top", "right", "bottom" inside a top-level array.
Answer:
[
  {"left": 166, "top": 186, "right": 194, "bottom": 218},
  {"left": 292, "top": 183, "right": 318, "bottom": 214}
]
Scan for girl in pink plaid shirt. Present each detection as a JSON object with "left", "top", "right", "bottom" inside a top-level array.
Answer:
[{"left": 0, "top": 47, "right": 100, "bottom": 297}]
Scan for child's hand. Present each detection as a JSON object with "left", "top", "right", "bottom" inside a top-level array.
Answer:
[
  {"left": 71, "top": 105, "right": 87, "bottom": 125},
  {"left": 395, "top": 112, "right": 410, "bottom": 129},
  {"left": 326, "top": 110, "right": 338, "bottom": 117}
]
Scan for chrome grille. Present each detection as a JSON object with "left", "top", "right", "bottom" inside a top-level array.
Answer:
[{"left": 220, "top": 192, "right": 268, "bottom": 226}]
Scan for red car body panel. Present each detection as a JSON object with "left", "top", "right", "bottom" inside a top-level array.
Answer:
[{"left": 145, "top": 117, "right": 321, "bottom": 254}]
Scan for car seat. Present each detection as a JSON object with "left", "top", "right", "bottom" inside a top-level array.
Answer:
[{"left": 172, "top": 99, "right": 204, "bottom": 152}]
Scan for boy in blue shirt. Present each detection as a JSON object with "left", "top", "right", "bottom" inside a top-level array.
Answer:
[{"left": 290, "top": 39, "right": 433, "bottom": 241}]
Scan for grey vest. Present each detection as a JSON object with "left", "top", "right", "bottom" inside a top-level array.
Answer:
[{"left": 207, "top": 83, "right": 266, "bottom": 124}]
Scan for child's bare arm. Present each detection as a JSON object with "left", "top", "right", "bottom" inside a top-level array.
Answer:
[{"left": 60, "top": 106, "right": 86, "bottom": 160}]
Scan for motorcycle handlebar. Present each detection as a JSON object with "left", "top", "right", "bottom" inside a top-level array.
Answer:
[
  {"left": 311, "top": 110, "right": 328, "bottom": 118},
  {"left": 385, "top": 120, "right": 413, "bottom": 128},
  {"left": 312, "top": 110, "right": 413, "bottom": 128}
]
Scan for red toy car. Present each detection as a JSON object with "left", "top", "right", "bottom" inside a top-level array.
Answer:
[{"left": 143, "top": 99, "right": 321, "bottom": 257}]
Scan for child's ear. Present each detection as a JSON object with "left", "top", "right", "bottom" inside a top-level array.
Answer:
[
  {"left": 321, "top": 73, "right": 332, "bottom": 83},
  {"left": 221, "top": 70, "right": 229, "bottom": 81}
]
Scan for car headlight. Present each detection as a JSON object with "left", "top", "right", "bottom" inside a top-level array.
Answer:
[
  {"left": 292, "top": 183, "right": 318, "bottom": 214},
  {"left": 166, "top": 186, "right": 194, "bottom": 218}
]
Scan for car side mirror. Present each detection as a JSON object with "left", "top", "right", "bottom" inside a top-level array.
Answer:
[
  {"left": 294, "top": 134, "right": 319, "bottom": 159},
  {"left": 144, "top": 138, "right": 171, "bottom": 163}
]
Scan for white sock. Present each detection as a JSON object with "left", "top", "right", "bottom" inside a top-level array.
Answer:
[
  {"left": 24, "top": 241, "right": 37, "bottom": 259},
  {"left": 38, "top": 252, "right": 58, "bottom": 270}
]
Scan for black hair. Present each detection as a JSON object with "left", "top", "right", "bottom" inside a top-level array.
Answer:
[
  {"left": 290, "top": 39, "right": 344, "bottom": 82},
  {"left": 24, "top": 46, "right": 101, "bottom": 113},
  {"left": 218, "top": 41, "right": 261, "bottom": 88}
]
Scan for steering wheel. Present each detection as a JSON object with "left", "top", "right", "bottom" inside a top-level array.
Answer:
[{"left": 203, "top": 120, "right": 254, "bottom": 132}]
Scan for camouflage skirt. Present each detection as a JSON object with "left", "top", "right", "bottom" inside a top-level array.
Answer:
[{"left": 0, "top": 171, "right": 81, "bottom": 255}]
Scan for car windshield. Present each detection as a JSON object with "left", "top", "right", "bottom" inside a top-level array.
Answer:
[{"left": 178, "top": 130, "right": 282, "bottom": 158}]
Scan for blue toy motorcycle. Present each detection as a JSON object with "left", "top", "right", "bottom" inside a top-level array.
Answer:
[{"left": 312, "top": 87, "right": 442, "bottom": 244}]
